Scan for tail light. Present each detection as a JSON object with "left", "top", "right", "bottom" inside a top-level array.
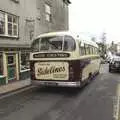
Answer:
[
  {"left": 30, "top": 62, "right": 35, "bottom": 80},
  {"left": 69, "top": 66, "right": 74, "bottom": 81}
]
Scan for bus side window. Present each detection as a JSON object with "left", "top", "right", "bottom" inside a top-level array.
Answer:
[
  {"left": 88, "top": 45, "right": 91, "bottom": 54},
  {"left": 93, "top": 47, "right": 95, "bottom": 54},
  {"left": 90, "top": 46, "right": 93, "bottom": 55},
  {"left": 97, "top": 48, "right": 99, "bottom": 54},
  {"left": 96, "top": 48, "right": 98, "bottom": 54},
  {"left": 80, "top": 47, "right": 85, "bottom": 55},
  {"left": 79, "top": 42, "right": 81, "bottom": 55},
  {"left": 89, "top": 46, "right": 92, "bottom": 54},
  {"left": 79, "top": 42, "right": 85, "bottom": 56},
  {"left": 85, "top": 44, "right": 90, "bottom": 55},
  {"left": 94, "top": 48, "right": 97, "bottom": 54},
  {"left": 84, "top": 44, "right": 87, "bottom": 55},
  {"left": 92, "top": 47, "right": 94, "bottom": 54}
]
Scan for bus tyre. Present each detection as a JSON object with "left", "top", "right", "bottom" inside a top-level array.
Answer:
[
  {"left": 87, "top": 73, "right": 92, "bottom": 84},
  {"left": 109, "top": 64, "right": 113, "bottom": 72}
]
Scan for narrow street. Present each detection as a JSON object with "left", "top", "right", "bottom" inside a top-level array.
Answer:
[{"left": 0, "top": 64, "right": 120, "bottom": 120}]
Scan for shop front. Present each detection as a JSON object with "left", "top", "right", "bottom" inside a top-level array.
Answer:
[
  {"left": 0, "top": 52, "right": 19, "bottom": 85},
  {"left": 0, "top": 48, "right": 30, "bottom": 86},
  {"left": 0, "top": 53, "right": 6, "bottom": 85},
  {"left": 6, "top": 53, "right": 18, "bottom": 83}
]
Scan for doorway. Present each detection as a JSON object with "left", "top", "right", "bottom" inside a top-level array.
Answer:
[{"left": 7, "top": 54, "right": 17, "bottom": 82}]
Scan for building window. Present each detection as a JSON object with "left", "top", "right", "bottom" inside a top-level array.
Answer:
[
  {"left": 8, "top": 15, "right": 18, "bottom": 36},
  {"left": 8, "top": 55, "right": 15, "bottom": 65},
  {"left": 45, "top": 4, "right": 51, "bottom": 22},
  {"left": 0, "top": 11, "right": 18, "bottom": 37},
  {"left": 62, "top": 0, "right": 67, "bottom": 8},
  {"left": 0, "top": 11, "right": 5, "bottom": 35},
  {"left": 37, "top": 8, "right": 41, "bottom": 20},
  {"left": 20, "top": 52, "right": 30, "bottom": 71},
  {"left": 0, "top": 54, "right": 3, "bottom": 75},
  {"left": 10, "top": 0, "right": 19, "bottom": 4}
]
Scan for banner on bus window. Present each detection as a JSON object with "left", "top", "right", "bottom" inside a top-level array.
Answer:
[{"left": 35, "top": 62, "right": 69, "bottom": 80}]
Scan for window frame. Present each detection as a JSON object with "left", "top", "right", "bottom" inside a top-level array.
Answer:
[
  {"left": 10, "top": 0, "right": 20, "bottom": 4},
  {"left": 32, "top": 35, "right": 76, "bottom": 52},
  {"left": 0, "top": 10, "right": 19, "bottom": 38},
  {"left": 79, "top": 41, "right": 98, "bottom": 56},
  {"left": 89, "top": 45, "right": 93, "bottom": 55},
  {"left": 79, "top": 42, "right": 86, "bottom": 56},
  {"left": 0, "top": 53, "right": 3, "bottom": 75},
  {"left": 0, "top": 11, "right": 5, "bottom": 35},
  {"left": 7, "top": 55, "right": 16, "bottom": 65},
  {"left": 45, "top": 3, "right": 51, "bottom": 22},
  {"left": 19, "top": 51, "right": 30, "bottom": 72}
]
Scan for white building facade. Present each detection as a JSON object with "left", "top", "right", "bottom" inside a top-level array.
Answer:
[{"left": 0, "top": 0, "right": 71, "bottom": 85}]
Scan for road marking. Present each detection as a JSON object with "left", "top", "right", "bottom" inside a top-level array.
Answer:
[{"left": 113, "top": 84, "right": 120, "bottom": 120}]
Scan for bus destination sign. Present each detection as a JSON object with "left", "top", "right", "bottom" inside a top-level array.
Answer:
[{"left": 33, "top": 53, "right": 70, "bottom": 58}]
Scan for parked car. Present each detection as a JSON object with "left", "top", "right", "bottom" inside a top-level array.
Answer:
[
  {"left": 109, "top": 55, "right": 120, "bottom": 72},
  {"left": 105, "top": 56, "right": 113, "bottom": 63},
  {"left": 100, "top": 56, "right": 113, "bottom": 64},
  {"left": 106, "top": 51, "right": 113, "bottom": 63}
]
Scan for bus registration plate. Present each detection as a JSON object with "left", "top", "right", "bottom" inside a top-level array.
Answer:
[{"left": 35, "top": 62, "right": 69, "bottom": 80}]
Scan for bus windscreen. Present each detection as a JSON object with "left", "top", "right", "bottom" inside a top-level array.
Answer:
[{"left": 31, "top": 36, "right": 76, "bottom": 52}]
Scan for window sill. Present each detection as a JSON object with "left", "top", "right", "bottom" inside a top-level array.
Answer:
[
  {"left": 0, "top": 75, "right": 5, "bottom": 78},
  {"left": 20, "top": 69, "right": 30, "bottom": 73},
  {"left": 0, "top": 35, "right": 19, "bottom": 39},
  {"left": 10, "top": 0, "right": 20, "bottom": 4}
]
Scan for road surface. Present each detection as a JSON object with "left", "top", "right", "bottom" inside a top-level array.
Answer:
[{"left": 0, "top": 64, "right": 120, "bottom": 120}]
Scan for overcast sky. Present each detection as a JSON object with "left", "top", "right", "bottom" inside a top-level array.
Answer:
[{"left": 69, "top": 0, "right": 120, "bottom": 44}]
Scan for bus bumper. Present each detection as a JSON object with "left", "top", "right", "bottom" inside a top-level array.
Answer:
[{"left": 32, "top": 80, "right": 81, "bottom": 87}]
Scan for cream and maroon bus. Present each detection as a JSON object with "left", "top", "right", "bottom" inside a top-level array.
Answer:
[{"left": 30, "top": 31, "right": 101, "bottom": 87}]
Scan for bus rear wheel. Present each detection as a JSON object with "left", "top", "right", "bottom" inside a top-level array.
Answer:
[{"left": 86, "top": 73, "right": 92, "bottom": 84}]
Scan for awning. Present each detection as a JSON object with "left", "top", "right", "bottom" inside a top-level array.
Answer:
[{"left": 0, "top": 43, "right": 31, "bottom": 48}]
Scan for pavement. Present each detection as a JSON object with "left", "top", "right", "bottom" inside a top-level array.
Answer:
[
  {"left": 0, "top": 63, "right": 108, "bottom": 96},
  {"left": 0, "top": 64, "right": 120, "bottom": 120},
  {"left": 0, "top": 79, "right": 31, "bottom": 95}
]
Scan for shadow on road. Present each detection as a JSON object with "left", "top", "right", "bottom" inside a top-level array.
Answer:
[
  {"left": 31, "top": 73, "right": 99, "bottom": 97},
  {"left": 33, "top": 82, "right": 93, "bottom": 97}
]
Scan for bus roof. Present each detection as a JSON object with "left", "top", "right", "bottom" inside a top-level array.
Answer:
[{"left": 34, "top": 31, "right": 98, "bottom": 48}]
